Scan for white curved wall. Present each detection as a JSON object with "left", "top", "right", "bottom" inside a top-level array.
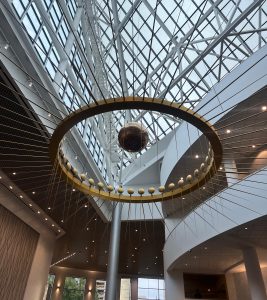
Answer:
[
  {"left": 161, "top": 43, "right": 267, "bottom": 185},
  {"left": 164, "top": 167, "right": 267, "bottom": 271}
]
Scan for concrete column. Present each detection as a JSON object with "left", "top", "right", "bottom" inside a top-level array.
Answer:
[
  {"left": 164, "top": 270, "right": 185, "bottom": 300},
  {"left": 23, "top": 234, "right": 55, "bottom": 300},
  {"left": 224, "top": 159, "right": 239, "bottom": 186},
  {"left": 243, "top": 247, "right": 267, "bottom": 300},
  {"left": 225, "top": 273, "right": 238, "bottom": 300},
  {"left": 105, "top": 203, "right": 122, "bottom": 300}
]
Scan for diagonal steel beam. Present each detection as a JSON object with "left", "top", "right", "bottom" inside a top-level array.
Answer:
[
  {"left": 134, "top": 0, "right": 225, "bottom": 94},
  {"left": 157, "top": 0, "right": 264, "bottom": 98},
  {"left": 110, "top": 0, "right": 129, "bottom": 97}
]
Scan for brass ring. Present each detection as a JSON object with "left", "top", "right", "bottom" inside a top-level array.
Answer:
[{"left": 49, "top": 97, "right": 223, "bottom": 203}]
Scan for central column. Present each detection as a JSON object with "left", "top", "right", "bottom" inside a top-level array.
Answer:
[
  {"left": 243, "top": 247, "right": 267, "bottom": 300},
  {"left": 105, "top": 202, "right": 122, "bottom": 300}
]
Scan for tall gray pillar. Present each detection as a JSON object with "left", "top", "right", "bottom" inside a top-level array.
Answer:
[
  {"left": 105, "top": 202, "right": 122, "bottom": 300},
  {"left": 243, "top": 247, "right": 267, "bottom": 300}
]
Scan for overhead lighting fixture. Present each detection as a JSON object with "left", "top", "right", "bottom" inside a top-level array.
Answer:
[
  {"left": 226, "top": 129, "right": 231, "bottom": 134},
  {"left": 48, "top": 206, "right": 51, "bottom": 210},
  {"left": 12, "top": 172, "right": 16, "bottom": 175},
  {"left": 72, "top": 188, "right": 76, "bottom": 192},
  {"left": 19, "top": 195, "right": 23, "bottom": 199},
  {"left": 52, "top": 224, "right": 55, "bottom": 227},
  {"left": 262, "top": 105, "right": 267, "bottom": 111},
  {"left": 28, "top": 80, "right": 33, "bottom": 87},
  {"left": 48, "top": 113, "right": 51, "bottom": 117},
  {"left": 37, "top": 211, "right": 40, "bottom": 214},
  {"left": 195, "top": 154, "right": 199, "bottom": 159},
  {"left": 9, "top": 186, "right": 13, "bottom": 189},
  {"left": 252, "top": 145, "right": 256, "bottom": 148},
  {"left": 4, "top": 43, "right": 9, "bottom": 50},
  {"left": 45, "top": 218, "right": 48, "bottom": 221},
  {"left": 219, "top": 166, "right": 223, "bottom": 170},
  {"left": 84, "top": 204, "right": 88, "bottom": 208},
  {"left": 29, "top": 203, "right": 32, "bottom": 207},
  {"left": 32, "top": 191, "right": 36, "bottom": 194}
]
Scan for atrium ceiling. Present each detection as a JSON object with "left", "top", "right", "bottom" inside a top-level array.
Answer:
[{"left": 3, "top": 0, "right": 267, "bottom": 182}]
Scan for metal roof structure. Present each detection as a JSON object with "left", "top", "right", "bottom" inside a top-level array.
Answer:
[{"left": 7, "top": 0, "right": 267, "bottom": 183}]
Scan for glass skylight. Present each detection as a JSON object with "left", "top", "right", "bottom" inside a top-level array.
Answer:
[{"left": 11, "top": 0, "right": 267, "bottom": 182}]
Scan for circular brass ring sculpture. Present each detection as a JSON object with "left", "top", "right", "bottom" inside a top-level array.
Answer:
[{"left": 49, "top": 96, "right": 223, "bottom": 203}]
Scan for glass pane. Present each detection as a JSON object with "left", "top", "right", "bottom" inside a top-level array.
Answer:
[
  {"left": 138, "top": 278, "right": 148, "bottom": 288},
  {"left": 120, "top": 278, "right": 131, "bottom": 300},
  {"left": 44, "top": 274, "right": 55, "bottom": 300},
  {"left": 63, "top": 277, "right": 86, "bottom": 300},
  {"left": 95, "top": 280, "right": 106, "bottom": 300}
]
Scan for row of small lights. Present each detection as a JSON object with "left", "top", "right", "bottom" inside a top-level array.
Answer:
[{"left": 0, "top": 173, "right": 62, "bottom": 233}]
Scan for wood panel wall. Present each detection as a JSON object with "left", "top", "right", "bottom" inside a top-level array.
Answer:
[{"left": 0, "top": 204, "right": 39, "bottom": 300}]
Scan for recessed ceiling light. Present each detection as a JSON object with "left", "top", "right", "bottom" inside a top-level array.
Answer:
[
  {"left": 45, "top": 218, "right": 48, "bottom": 221},
  {"left": 37, "top": 211, "right": 40, "bottom": 214},
  {"left": 204, "top": 247, "right": 208, "bottom": 250},
  {"left": 252, "top": 145, "right": 256, "bottom": 148},
  {"left": 52, "top": 224, "right": 55, "bottom": 227},
  {"left": 29, "top": 203, "right": 32, "bottom": 207},
  {"left": 245, "top": 227, "right": 248, "bottom": 230},
  {"left": 132, "top": 254, "right": 134, "bottom": 257},
  {"left": 84, "top": 204, "right": 88, "bottom": 208},
  {"left": 156, "top": 256, "right": 158, "bottom": 259},
  {"left": 28, "top": 81, "right": 33, "bottom": 87},
  {"left": 182, "top": 197, "right": 185, "bottom": 200},
  {"left": 61, "top": 220, "right": 64, "bottom": 223},
  {"left": 48, "top": 113, "right": 51, "bottom": 117},
  {"left": 9, "top": 186, "right": 13, "bottom": 189},
  {"left": 126, "top": 265, "right": 128, "bottom": 268},
  {"left": 135, "top": 247, "right": 138, "bottom": 250},
  {"left": 195, "top": 154, "right": 199, "bottom": 159},
  {"left": 0, "top": 176, "right": 2, "bottom": 179},
  {"left": 48, "top": 207, "right": 51, "bottom": 210},
  {"left": 226, "top": 129, "right": 231, "bottom": 134},
  {"left": 85, "top": 247, "right": 88, "bottom": 250},
  {"left": 135, "top": 229, "right": 138, "bottom": 232},
  {"left": 219, "top": 166, "right": 223, "bottom": 170},
  {"left": 4, "top": 43, "right": 9, "bottom": 50},
  {"left": 19, "top": 195, "right": 23, "bottom": 199},
  {"left": 203, "top": 187, "right": 206, "bottom": 190},
  {"left": 154, "top": 262, "right": 157, "bottom": 265},
  {"left": 94, "top": 218, "right": 97, "bottom": 221},
  {"left": 142, "top": 238, "right": 146, "bottom": 242},
  {"left": 12, "top": 172, "right": 16, "bottom": 175},
  {"left": 92, "top": 240, "right": 95, "bottom": 243},
  {"left": 133, "top": 260, "right": 136, "bottom": 263},
  {"left": 72, "top": 188, "right": 76, "bottom": 192},
  {"left": 86, "top": 227, "right": 89, "bottom": 231},
  {"left": 32, "top": 191, "right": 35, "bottom": 194},
  {"left": 262, "top": 105, "right": 267, "bottom": 111},
  {"left": 146, "top": 267, "right": 149, "bottom": 270}
]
